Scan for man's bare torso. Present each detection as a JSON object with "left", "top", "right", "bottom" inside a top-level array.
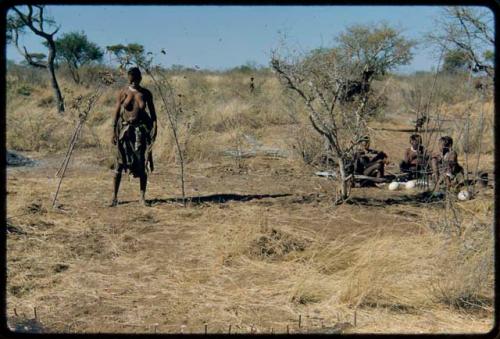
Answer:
[{"left": 120, "top": 86, "right": 149, "bottom": 124}]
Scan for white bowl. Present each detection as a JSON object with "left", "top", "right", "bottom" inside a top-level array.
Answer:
[
  {"left": 388, "top": 182, "right": 400, "bottom": 191},
  {"left": 405, "top": 180, "right": 417, "bottom": 189},
  {"left": 458, "top": 190, "right": 471, "bottom": 201}
]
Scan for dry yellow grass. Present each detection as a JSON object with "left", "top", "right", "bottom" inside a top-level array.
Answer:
[{"left": 6, "top": 67, "right": 494, "bottom": 334}]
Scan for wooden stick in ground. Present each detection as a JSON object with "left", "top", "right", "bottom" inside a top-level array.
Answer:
[
  {"left": 462, "top": 67, "right": 475, "bottom": 192},
  {"left": 146, "top": 70, "right": 187, "bottom": 206},
  {"left": 60, "top": 122, "right": 84, "bottom": 172},
  {"left": 55, "top": 122, "right": 81, "bottom": 177},
  {"left": 51, "top": 82, "right": 107, "bottom": 208},
  {"left": 472, "top": 91, "right": 486, "bottom": 194},
  {"left": 52, "top": 121, "right": 83, "bottom": 208}
]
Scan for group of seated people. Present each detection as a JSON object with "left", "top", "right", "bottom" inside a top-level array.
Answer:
[{"left": 353, "top": 134, "right": 464, "bottom": 189}]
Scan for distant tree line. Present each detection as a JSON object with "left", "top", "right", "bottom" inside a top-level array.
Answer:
[{"left": 7, "top": 5, "right": 494, "bottom": 114}]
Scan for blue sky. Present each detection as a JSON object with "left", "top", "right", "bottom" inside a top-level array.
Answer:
[{"left": 5, "top": 5, "right": 493, "bottom": 73}]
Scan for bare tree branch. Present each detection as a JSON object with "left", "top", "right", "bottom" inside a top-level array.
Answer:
[
  {"left": 272, "top": 23, "right": 412, "bottom": 201},
  {"left": 428, "top": 6, "right": 494, "bottom": 79},
  {"left": 10, "top": 5, "right": 65, "bottom": 112}
]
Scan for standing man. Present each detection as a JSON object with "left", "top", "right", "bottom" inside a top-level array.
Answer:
[
  {"left": 110, "top": 67, "right": 157, "bottom": 207},
  {"left": 250, "top": 77, "right": 255, "bottom": 93}
]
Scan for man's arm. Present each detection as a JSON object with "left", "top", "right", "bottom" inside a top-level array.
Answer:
[
  {"left": 111, "top": 90, "right": 124, "bottom": 144},
  {"left": 403, "top": 148, "right": 411, "bottom": 164},
  {"left": 447, "top": 150, "right": 458, "bottom": 163},
  {"left": 372, "top": 149, "right": 388, "bottom": 161},
  {"left": 421, "top": 146, "right": 429, "bottom": 161},
  {"left": 147, "top": 90, "right": 157, "bottom": 141},
  {"left": 445, "top": 151, "right": 459, "bottom": 174}
]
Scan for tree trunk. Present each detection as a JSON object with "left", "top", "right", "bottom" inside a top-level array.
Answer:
[
  {"left": 47, "top": 39, "right": 65, "bottom": 113},
  {"left": 337, "top": 157, "right": 350, "bottom": 201},
  {"left": 69, "top": 61, "right": 80, "bottom": 84}
]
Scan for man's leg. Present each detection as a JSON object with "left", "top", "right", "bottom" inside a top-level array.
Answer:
[
  {"left": 430, "top": 159, "right": 441, "bottom": 192},
  {"left": 377, "top": 160, "right": 384, "bottom": 178},
  {"left": 110, "top": 166, "right": 123, "bottom": 207},
  {"left": 364, "top": 160, "right": 384, "bottom": 178},
  {"left": 399, "top": 160, "right": 408, "bottom": 173},
  {"left": 139, "top": 172, "right": 148, "bottom": 206},
  {"left": 431, "top": 158, "right": 439, "bottom": 183}
]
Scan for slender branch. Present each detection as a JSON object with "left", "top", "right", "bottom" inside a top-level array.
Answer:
[
  {"left": 13, "top": 6, "right": 51, "bottom": 39},
  {"left": 12, "top": 27, "right": 46, "bottom": 68},
  {"left": 37, "top": 5, "right": 44, "bottom": 32},
  {"left": 272, "top": 61, "right": 309, "bottom": 102},
  {"left": 309, "top": 115, "right": 340, "bottom": 156}
]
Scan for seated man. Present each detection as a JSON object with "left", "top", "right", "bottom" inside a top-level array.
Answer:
[
  {"left": 354, "top": 136, "right": 388, "bottom": 179},
  {"left": 431, "top": 136, "right": 464, "bottom": 190},
  {"left": 399, "top": 134, "right": 429, "bottom": 179}
]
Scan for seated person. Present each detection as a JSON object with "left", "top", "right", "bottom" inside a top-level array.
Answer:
[
  {"left": 431, "top": 136, "right": 464, "bottom": 189},
  {"left": 354, "top": 136, "right": 388, "bottom": 178},
  {"left": 399, "top": 134, "right": 429, "bottom": 179}
]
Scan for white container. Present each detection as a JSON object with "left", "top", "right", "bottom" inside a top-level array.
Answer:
[
  {"left": 405, "top": 180, "right": 417, "bottom": 189},
  {"left": 458, "top": 190, "right": 471, "bottom": 201},
  {"left": 388, "top": 182, "right": 400, "bottom": 191}
]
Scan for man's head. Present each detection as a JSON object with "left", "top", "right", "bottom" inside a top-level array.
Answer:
[
  {"left": 128, "top": 67, "right": 142, "bottom": 86},
  {"left": 410, "top": 134, "right": 422, "bottom": 149},
  {"left": 358, "top": 135, "right": 370, "bottom": 149},
  {"left": 438, "top": 136, "right": 453, "bottom": 150}
]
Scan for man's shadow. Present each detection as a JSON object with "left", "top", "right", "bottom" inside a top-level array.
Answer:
[
  {"left": 344, "top": 191, "right": 446, "bottom": 207},
  {"left": 116, "top": 192, "right": 447, "bottom": 208},
  {"left": 372, "top": 128, "right": 447, "bottom": 133},
  {"left": 117, "top": 193, "right": 291, "bottom": 206}
]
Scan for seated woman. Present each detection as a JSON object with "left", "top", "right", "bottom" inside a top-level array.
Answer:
[
  {"left": 354, "top": 136, "right": 388, "bottom": 179},
  {"left": 431, "top": 136, "right": 464, "bottom": 190},
  {"left": 399, "top": 134, "right": 429, "bottom": 179}
]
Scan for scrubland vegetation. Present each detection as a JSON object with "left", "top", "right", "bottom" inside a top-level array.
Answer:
[
  {"left": 6, "top": 5, "right": 494, "bottom": 334},
  {"left": 6, "top": 61, "right": 494, "bottom": 333}
]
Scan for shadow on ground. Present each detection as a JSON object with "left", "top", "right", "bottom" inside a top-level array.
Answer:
[
  {"left": 345, "top": 191, "right": 446, "bottom": 207},
  {"left": 372, "top": 128, "right": 449, "bottom": 133},
  {"left": 118, "top": 193, "right": 292, "bottom": 206}
]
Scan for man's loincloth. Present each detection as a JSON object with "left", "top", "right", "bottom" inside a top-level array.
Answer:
[{"left": 115, "top": 120, "right": 154, "bottom": 177}]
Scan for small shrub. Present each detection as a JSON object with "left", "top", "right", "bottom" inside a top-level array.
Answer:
[
  {"left": 430, "top": 222, "right": 493, "bottom": 312},
  {"left": 16, "top": 85, "right": 33, "bottom": 96},
  {"left": 288, "top": 124, "right": 325, "bottom": 166},
  {"left": 37, "top": 95, "right": 54, "bottom": 107},
  {"left": 248, "top": 228, "right": 310, "bottom": 260}
]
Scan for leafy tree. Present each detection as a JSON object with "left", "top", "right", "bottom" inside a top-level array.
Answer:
[
  {"left": 7, "top": 5, "right": 65, "bottom": 113},
  {"left": 106, "top": 43, "right": 147, "bottom": 70},
  {"left": 442, "top": 49, "right": 471, "bottom": 74},
  {"left": 336, "top": 22, "right": 415, "bottom": 77},
  {"left": 271, "top": 23, "right": 414, "bottom": 202},
  {"left": 6, "top": 15, "right": 26, "bottom": 44},
  {"left": 483, "top": 50, "right": 494, "bottom": 63},
  {"left": 231, "top": 60, "right": 261, "bottom": 73},
  {"left": 170, "top": 64, "right": 187, "bottom": 72},
  {"left": 51, "top": 31, "right": 103, "bottom": 83},
  {"left": 428, "top": 6, "right": 494, "bottom": 78}
]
